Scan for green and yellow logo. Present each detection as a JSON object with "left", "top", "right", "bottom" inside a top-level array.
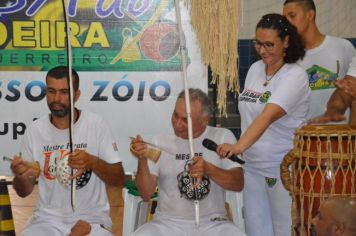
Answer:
[
  {"left": 259, "top": 91, "right": 271, "bottom": 103},
  {"left": 265, "top": 177, "right": 277, "bottom": 187},
  {"left": 0, "top": 0, "right": 187, "bottom": 71},
  {"left": 307, "top": 64, "right": 337, "bottom": 90}
]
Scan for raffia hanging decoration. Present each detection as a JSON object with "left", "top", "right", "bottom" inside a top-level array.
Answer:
[{"left": 187, "top": 0, "right": 239, "bottom": 116}]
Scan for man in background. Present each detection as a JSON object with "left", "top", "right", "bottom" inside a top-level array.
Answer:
[{"left": 283, "top": 0, "right": 356, "bottom": 123}]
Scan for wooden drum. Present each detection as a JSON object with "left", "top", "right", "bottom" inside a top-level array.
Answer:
[{"left": 281, "top": 125, "right": 356, "bottom": 235}]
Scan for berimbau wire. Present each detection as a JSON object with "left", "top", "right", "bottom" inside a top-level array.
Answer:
[{"left": 60, "top": 0, "right": 76, "bottom": 211}]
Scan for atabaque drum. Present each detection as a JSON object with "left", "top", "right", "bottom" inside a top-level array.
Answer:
[{"left": 280, "top": 125, "right": 356, "bottom": 235}]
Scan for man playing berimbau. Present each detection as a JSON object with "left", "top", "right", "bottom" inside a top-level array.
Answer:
[
  {"left": 130, "top": 88, "right": 246, "bottom": 236},
  {"left": 10, "top": 66, "right": 124, "bottom": 236}
]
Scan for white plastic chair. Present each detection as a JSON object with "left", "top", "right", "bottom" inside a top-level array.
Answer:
[
  {"left": 122, "top": 187, "right": 150, "bottom": 236},
  {"left": 226, "top": 190, "right": 245, "bottom": 232}
]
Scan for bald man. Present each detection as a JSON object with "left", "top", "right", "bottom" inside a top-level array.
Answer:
[{"left": 311, "top": 197, "right": 356, "bottom": 236}]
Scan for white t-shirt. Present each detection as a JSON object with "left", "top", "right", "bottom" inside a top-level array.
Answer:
[
  {"left": 239, "top": 60, "right": 310, "bottom": 177},
  {"left": 21, "top": 111, "right": 121, "bottom": 226},
  {"left": 147, "top": 126, "right": 240, "bottom": 221},
  {"left": 297, "top": 35, "right": 356, "bottom": 120},
  {"left": 348, "top": 55, "right": 356, "bottom": 77}
]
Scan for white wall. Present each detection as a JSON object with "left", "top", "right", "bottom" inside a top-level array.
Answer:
[{"left": 238, "top": 0, "right": 356, "bottom": 39}]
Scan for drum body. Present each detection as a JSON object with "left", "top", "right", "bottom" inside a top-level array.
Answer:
[{"left": 281, "top": 125, "right": 356, "bottom": 235}]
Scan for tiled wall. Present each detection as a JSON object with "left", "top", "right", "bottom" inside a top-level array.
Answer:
[{"left": 238, "top": 0, "right": 356, "bottom": 39}]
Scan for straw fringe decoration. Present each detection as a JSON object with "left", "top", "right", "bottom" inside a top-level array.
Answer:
[{"left": 187, "top": 0, "right": 239, "bottom": 116}]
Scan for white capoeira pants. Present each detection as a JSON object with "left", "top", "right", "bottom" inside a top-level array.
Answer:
[
  {"left": 243, "top": 170, "right": 292, "bottom": 236},
  {"left": 21, "top": 216, "right": 113, "bottom": 236},
  {"left": 133, "top": 213, "right": 247, "bottom": 236}
]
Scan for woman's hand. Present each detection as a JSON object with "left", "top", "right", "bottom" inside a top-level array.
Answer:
[{"left": 216, "top": 143, "right": 242, "bottom": 159}]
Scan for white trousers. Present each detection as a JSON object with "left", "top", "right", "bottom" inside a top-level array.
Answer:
[
  {"left": 21, "top": 217, "right": 113, "bottom": 236},
  {"left": 243, "top": 170, "right": 292, "bottom": 236},
  {"left": 133, "top": 214, "right": 246, "bottom": 236}
]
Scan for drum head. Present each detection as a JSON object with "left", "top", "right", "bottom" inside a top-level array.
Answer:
[{"left": 296, "top": 124, "right": 356, "bottom": 137}]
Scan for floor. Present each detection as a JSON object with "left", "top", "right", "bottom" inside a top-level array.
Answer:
[{"left": 3, "top": 177, "right": 124, "bottom": 236}]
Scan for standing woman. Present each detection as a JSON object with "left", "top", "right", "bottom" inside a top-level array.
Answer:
[{"left": 217, "top": 13, "right": 310, "bottom": 236}]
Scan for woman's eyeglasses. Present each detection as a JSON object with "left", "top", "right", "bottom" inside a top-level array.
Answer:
[{"left": 252, "top": 40, "right": 275, "bottom": 51}]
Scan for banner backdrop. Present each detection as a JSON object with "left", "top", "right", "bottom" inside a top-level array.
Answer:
[{"left": 0, "top": 0, "right": 207, "bottom": 175}]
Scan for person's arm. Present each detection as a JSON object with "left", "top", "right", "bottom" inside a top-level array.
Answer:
[
  {"left": 324, "top": 76, "right": 355, "bottom": 119},
  {"left": 189, "top": 156, "right": 243, "bottom": 191},
  {"left": 335, "top": 76, "right": 356, "bottom": 125},
  {"left": 350, "top": 101, "right": 356, "bottom": 125},
  {"left": 309, "top": 75, "right": 356, "bottom": 124},
  {"left": 130, "top": 135, "right": 158, "bottom": 201},
  {"left": 68, "top": 149, "right": 124, "bottom": 187},
  {"left": 323, "top": 88, "right": 352, "bottom": 121},
  {"left": 11, "top": 156, "right": 36, "bottom": 197},
  {"left": 335, "top": 75, "right": 356, "bottom": 99},
  {"left": 217, "top": 103, "right": 286, "bottom": 156},
  {"left": 135, "top": 158, "right": 158, "bottom": 201}
]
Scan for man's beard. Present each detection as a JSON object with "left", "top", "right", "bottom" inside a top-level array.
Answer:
[{"left": 49, "top": 102, "right": 70, "bottom": 118}]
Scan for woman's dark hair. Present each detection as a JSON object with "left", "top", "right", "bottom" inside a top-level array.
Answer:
[{"left": 256, "top": 13, "right": 305, "bottom": 63}]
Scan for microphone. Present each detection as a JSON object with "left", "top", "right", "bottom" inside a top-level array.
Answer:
[{"left": 202, "top": 138, "right": 245, "bottom": 165}]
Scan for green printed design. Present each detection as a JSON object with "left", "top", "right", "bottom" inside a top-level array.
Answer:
[
  {"left": 265, "top": 177, "right": 277, "bottom": 187},
  {"left": 0, "top": 0, "right": 189, "bottom": 72},
  {"left": 259, "top": 91, "right": 271, "bottom": 103},
  {"left": 307, "top": 64, "right": 337, "bottom": 90}
]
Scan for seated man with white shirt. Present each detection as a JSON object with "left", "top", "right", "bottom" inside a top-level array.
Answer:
[{"left": 130, "top": 88, "right": 246, "bottom": 236}]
